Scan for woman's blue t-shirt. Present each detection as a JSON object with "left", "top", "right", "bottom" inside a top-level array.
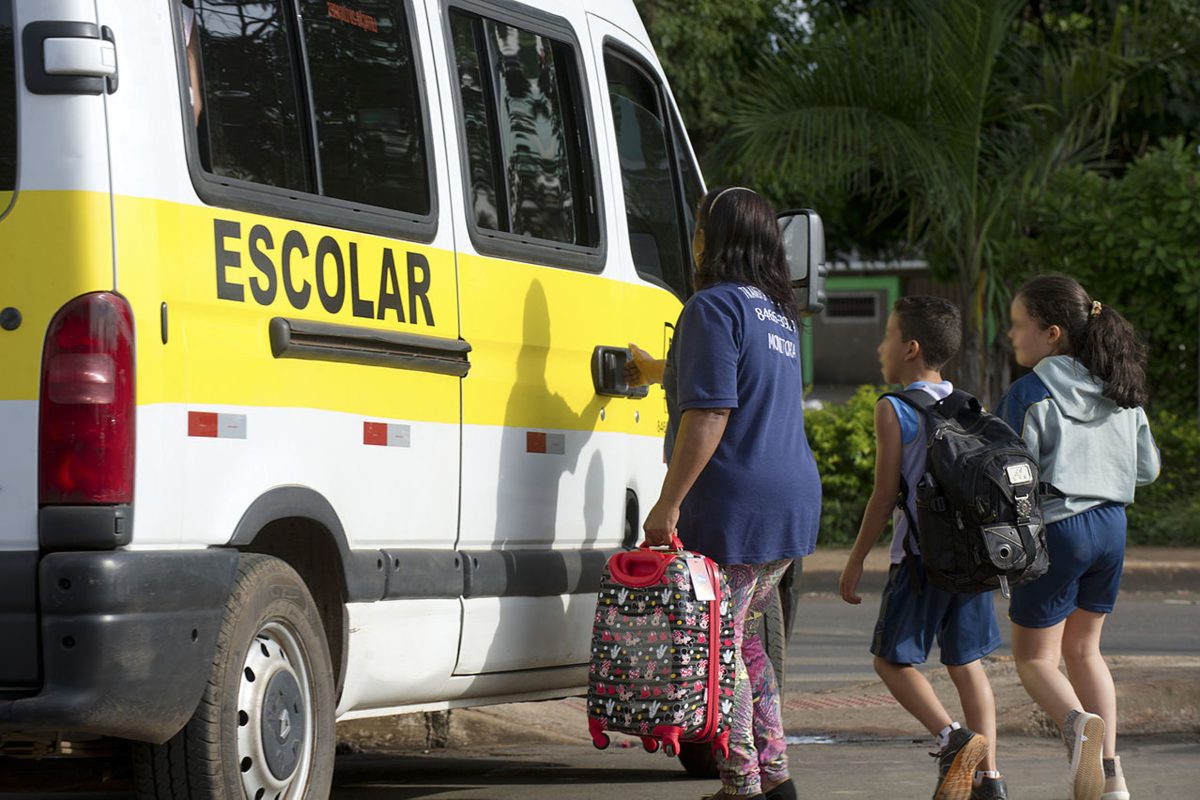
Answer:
[{"left": 663, "top": 282, "right": 822, "bottom": 565}]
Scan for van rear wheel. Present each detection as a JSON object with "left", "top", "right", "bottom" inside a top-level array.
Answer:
[{"left": 132, "top": 554, "right": 335, "bottom": 799}]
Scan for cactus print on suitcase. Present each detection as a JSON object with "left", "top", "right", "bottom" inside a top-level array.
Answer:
[{"left": 587, "top": 553, "right": 735, "bottom": 757}]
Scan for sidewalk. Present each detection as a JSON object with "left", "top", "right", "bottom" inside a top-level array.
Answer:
[
  {"left": 338, "top": 649, "right": 1200, "bottom": 753},
  {"left": 800, "top": 546, "right": 1200, "bottom": 594}
]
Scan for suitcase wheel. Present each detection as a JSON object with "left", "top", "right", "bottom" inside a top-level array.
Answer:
[
  {"left": 712, "top": 730, "right": 731, "bottom": 760},
  {"left": 588, "top": 717, "right": 610, "bottom": 750},
  {"left": 641, "top": 737, "right": 660, "bottom": 754}
]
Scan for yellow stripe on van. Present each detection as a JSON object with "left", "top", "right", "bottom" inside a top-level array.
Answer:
[
  {"left": 0, "top": 191, "right": 115, "bottom": 401},
  {"left": 6, "top": 191, "right": 681, "bottom": 436}
]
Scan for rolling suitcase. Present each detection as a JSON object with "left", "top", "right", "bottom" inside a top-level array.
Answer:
[{"left": 587, "top": 535, "right": 735, "bottom": 758}]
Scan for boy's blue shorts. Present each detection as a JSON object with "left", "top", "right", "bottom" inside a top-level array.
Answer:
[
  {"left": 1009, "top": 502, "right": 1126, "bottom": 628},
  {"left": 871, "top": 555, "right": 1002, "bottom": 667}
]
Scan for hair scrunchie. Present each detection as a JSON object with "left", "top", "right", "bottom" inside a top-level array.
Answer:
[{"left": 1090, "top": 300, "right": 1103, "bottom": 318}]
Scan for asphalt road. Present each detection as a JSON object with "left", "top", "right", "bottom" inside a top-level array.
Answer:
[
  {"left": 786, "top": 590, "right": 1200, "bottom": 692},
  {"left": 4, "top": 592, "right": 1197, "bottom": 798},
  {"left": 324, "top": 735, "right": 1200, "bottom": 799}
]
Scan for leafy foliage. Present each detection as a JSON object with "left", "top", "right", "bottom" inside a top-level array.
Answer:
[
  {"left": 1008, "top": 138, "right": 1200, "bottom": 416},
  {"left": 632, "top": 0, "right": 801, "bottom": 166},
  {"left": 805, "top": 386, "right": 885, "bottom": 546},
  {"left": 1126, "top": 409, "right": 1200, "bottom": 544},
  {"left": 724, "top": 0, "right": 1133, "bottom": 400}
]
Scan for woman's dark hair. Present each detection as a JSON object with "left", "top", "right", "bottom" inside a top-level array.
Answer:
[
  {"left": 695, "top": 186, "right": 798, "bottom": 322},
  {"left": 1016, "top": 274, "right": 1148, "bottom": 408}
]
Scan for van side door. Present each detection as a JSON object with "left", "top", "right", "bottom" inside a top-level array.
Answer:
[
  {"left": 441, "top": 0, "right": 635, "bottom": 675},
  {"left": 585, "top": 12, "right": 706, "bottom": 520}
]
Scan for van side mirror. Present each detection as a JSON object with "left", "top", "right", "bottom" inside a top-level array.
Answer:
[{"left": 777, "top": 210, "right": 827, "bottom": 314}]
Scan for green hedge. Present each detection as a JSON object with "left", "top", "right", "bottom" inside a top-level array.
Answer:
[
  {"left": 806, "top": 385, "right": 886, "bottom": 547},
  {"left": 1125, "top": 410, "right": 1200, "bottom": 545},
  {"left": 806, "top": 387, "right": 1200, "bottom": 546}
]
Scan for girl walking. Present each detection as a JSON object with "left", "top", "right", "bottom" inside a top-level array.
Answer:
[{"left": 997, "top": 275, "right": 1161, "bottom": 800}]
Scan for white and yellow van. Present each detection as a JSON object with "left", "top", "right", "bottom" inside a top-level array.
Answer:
[{"left": 0, "top": 1, "right": 823, "bottom": 796}]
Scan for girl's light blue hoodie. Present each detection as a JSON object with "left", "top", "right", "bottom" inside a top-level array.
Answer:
[{"left": 996, "top": 355, "right": 1160, "bottom": 524}]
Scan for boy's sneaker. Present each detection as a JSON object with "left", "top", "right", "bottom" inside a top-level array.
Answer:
[
  {"left": 931, "top": 728, "right": 988, "bottom": 800},
  {"left": 970, "top": 776, "right": 1008, "bottom": 799},
  {"left": 1063, "top": 710, "right": 1106, "bottom": 800},
  {"left": 1101, "top": 756, "right": 1130, "bottom": 800}
]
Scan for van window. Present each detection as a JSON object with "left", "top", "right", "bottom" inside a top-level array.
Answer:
[
  {"left": 604, "top": 50, "right": 697, "bottom": 299},
  {"left": 450, "top": 9, "right": 597, "bottom": 248},
  {"left": 299, "top": 0, "right": 429, "bottom": 214},
  {"left": 671, "top": 109, "right": 704, "bottom": 245},
  {"left": 0, "top": 0, "right": 15, "bottom": 193},
  {"left": 189, "top": 0, "right": 433, "bottom": 221},
  {"left": 194, "top": 0, "right": 312, "bottom": 192}
]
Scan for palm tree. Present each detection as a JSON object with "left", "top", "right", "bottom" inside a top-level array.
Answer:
[{"left": 728, "top": 0, "right": 1131, "bottom": 399}]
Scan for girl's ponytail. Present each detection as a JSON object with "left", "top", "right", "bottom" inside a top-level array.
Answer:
[
  {"left": 1017, "top": 274, "right": 1149, "bottom": 408},
  {"left": 1077, "top": 301, "right": 1149, "bottom": 408}
]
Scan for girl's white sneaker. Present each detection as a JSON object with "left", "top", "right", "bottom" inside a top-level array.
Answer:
[
  {"left": 1101, "top": 755, "right": 1130, "bottom": 800},
  {"left": 1064, "top": 711, "right": 1105, "bottom": 800}
]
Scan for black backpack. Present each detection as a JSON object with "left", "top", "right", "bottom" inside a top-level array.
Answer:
[{"left": 884, "top": 388, "right": 1050, "bottom": 597}]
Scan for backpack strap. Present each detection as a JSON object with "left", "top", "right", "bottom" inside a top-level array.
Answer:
[
  {"left": 880, "top": 390, "right": 930, "bottom": 592},
  {"left": 882, "top": 388, "right": 980, "bottom": 420},
  {"left": 880, "top": 388, "right": 939, "bottom": 416},
  {"left": 895, "top": 475, "right": 924, "bottom": 595}
]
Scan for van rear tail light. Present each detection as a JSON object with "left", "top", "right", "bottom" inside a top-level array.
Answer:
[{"left": 39, "top": 293, "right": 135, "bottom": 505}]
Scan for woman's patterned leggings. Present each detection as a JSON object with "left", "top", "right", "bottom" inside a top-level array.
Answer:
[{"left": 718, "top": 559, "right": 794, "bottom": 795}]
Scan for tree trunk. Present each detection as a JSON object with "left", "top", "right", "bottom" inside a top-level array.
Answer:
[{"left": 956, "top": 269, "right": 988, "bottom": 399}]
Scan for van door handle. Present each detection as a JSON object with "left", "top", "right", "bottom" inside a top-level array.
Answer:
[{"left": 591, "top": 346, "right": 649, "bottom": 399}]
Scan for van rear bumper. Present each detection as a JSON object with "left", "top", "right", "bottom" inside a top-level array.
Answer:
[{"left": 0, "top": 549, "right": 238, "bottom": 744}]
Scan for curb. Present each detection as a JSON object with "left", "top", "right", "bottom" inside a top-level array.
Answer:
[{"left": 799, "top": 547, "right": 1200, "bottom": 595}]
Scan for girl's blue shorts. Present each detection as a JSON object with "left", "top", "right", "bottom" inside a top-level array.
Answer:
[{"left": 1009, "top": 502, "right": 1127, "bottom": 628}]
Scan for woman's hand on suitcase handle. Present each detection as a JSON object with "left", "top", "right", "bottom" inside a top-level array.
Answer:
[
  {"left": 840, "top": 558, "right": 864, "bottom": 605},
  {"left": 643, "top": 499, "right": 679, "bottom": 548}
]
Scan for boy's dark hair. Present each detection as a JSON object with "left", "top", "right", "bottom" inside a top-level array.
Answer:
[
  {"left": 892, "top": 296, "right": 962, "bottom": 370},
  {"left": 695, "top": 186, "right": 798, "bottom": 322},
  {"left": 1017, "top": 274, "right": 1148, "bottom": 408}
]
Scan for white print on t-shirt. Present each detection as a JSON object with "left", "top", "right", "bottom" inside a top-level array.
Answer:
[
  {"left": 737, "top": 286, "right": 769, "bottom": 301},
  {"left": 754, "top": 304, "right": 796, "bottom": 332},
  {"left": 767, "top": 331, "right": 797, "bottom": 358}
]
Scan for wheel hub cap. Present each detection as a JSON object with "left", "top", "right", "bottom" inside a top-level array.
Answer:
[{"left": 261, "top": 669, "right": 305, "bottom": 780}]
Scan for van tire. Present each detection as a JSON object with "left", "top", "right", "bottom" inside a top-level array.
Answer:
[
  {"left": 676, "top": 585, "right": 786, "bottom": 779},
  {"left": 132, "top": 554, "right": 335, "bottom": 800}
]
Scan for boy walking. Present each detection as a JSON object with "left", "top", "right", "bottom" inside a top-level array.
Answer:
[{"left": 839, "top": 297, "right": 1008, "bottom": 800}]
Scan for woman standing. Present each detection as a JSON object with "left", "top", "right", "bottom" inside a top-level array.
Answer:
[{"left": 629, "top": 186, "right": 821, "bottom": 800}]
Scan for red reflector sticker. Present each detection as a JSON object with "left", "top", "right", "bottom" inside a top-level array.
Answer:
[
  {"left": 363, "top": 421, "right": 388, "bottom": 446},
  {"left": 188, "top": 412, "right": 247, "bottom": 439},
  {"left": 188, "top": 411, "right": 219, "bottom": 438},
  {"left": 526, "top": 431, "right": 547, "bottom": 454},
  {"left": 363, "top": 422, "right": 411, "bottom": 447}
]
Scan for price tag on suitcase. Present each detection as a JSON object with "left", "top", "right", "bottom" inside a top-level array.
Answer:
[{"left": 687, "top": 557, "right": 716, "bottom": 601}]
